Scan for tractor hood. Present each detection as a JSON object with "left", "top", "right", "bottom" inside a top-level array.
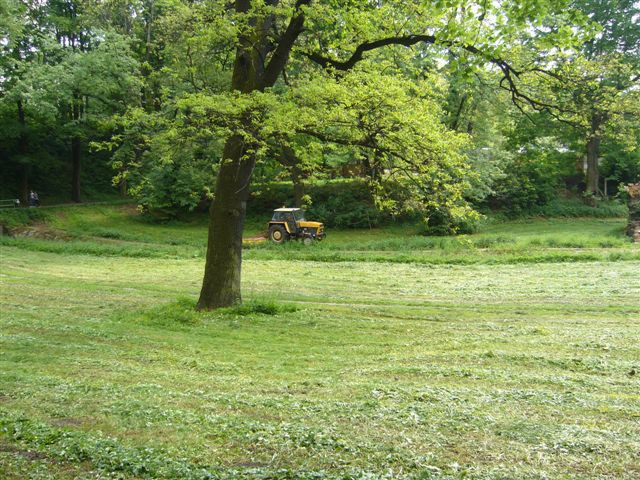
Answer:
[{"left": 298, "top": 221, "right": 323, "bottom": 228}]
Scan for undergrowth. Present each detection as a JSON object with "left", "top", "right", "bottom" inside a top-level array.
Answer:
[
  {"left": 220, "top": 299, "right": 299, "bottom": 316},
  {"left": 114, "top": 297, "right": 299, "bottom": 330},
  {"left": 493, "top": 197, "right": 628, "bottom": 219},
  {"left": 0, "top": 208, "right": 51, "bottom": 229}
]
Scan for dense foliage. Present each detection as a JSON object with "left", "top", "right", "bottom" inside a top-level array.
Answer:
[{"left": 1, "top": 0, "right": 637, "bottom": 220}]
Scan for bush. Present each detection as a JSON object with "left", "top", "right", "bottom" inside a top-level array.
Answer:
[
  {"left": 529, "top": 198, "right": 627, "bottom": 218},
  {"left": 487, "top": 157, "right": 559, "bottom": 216},
  {"left": 250, "top": 178, "right": 485, "bottom": 231},
  {"left": 487, "top": 198, "right": 628, "bottom": 220},
  {"left": 249, "top": 179, "right": 388, "bottom": 228},
  {"left": 417, "top": 207, "right": 480, "bottom": 236}
]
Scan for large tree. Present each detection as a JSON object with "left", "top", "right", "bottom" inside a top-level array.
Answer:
[
  {"left": 188, "top": 0, "right": 591, "bottom": 309},
  {"left": 532, "top": 0, "right": 640, "bottom": 195}
]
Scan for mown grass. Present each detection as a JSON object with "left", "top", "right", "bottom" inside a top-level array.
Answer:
[
  {"left": 1, "top": 204, "right": 639, "bottom": 478},
  {"left": 1, "top": 246, "right": 639, "bottom": 478}
]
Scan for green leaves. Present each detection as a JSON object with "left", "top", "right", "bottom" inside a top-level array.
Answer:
[{"left": 278, "top": 67, "right": 476, "bottom": 227}]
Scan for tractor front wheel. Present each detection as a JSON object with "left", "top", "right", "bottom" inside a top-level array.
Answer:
[{"left": 269, "top": 225, "right": 288, "bottom": 244}]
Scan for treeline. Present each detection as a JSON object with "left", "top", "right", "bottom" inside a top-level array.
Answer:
[{"left": 1, "top": 0, "right": 638, "bottom": 228}]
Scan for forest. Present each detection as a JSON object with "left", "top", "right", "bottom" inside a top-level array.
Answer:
[{"left": 1, "top": 0, "right": 638, "bottom": 209}]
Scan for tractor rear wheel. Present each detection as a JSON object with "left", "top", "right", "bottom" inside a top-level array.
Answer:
[{"left": 269, "top": 225, "right": 288, "bottom": 244}]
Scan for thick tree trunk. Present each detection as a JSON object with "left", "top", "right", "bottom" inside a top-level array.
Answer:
[
  {"left": 71, "top": 137, "right": 82, "bottom": 203},
  {"left": 196, "top": 0, "right": 260, "bottom": 310},
  {"left": 197, "top": 1, "right": 307, "bottom": 309},
  {"left": 197, "top": 135, "right": 255, "bottom": 309},
  {"left": 585, "top": 134, "right": 600, "bottom": 195}
]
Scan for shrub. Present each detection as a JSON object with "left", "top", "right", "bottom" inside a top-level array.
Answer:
[
  {"left": 249, "top": 179, "right": 387, "bottom": 228},
  {"left": 417, "top": 207, "right": 480, "bottom": 236},
  {"left": 488, "top": 198, "right": 628, "bottom": 219},
  {"left": 487, "top": 157, "right": 559, "bottom": 216},
  {"left": 529, "top": 198, "right": 627, "bottom": 218}
]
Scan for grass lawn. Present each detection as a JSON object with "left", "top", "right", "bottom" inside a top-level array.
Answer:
[{"left": 1, "top": 205, "right": 639, "bottom": 479}]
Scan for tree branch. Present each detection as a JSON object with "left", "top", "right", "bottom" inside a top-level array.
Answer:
[
  {"left": 262, "top": 0, "right": 312, "bottom": 88},
  {"left": 304, "top": 34, "right": 437, "bottom": 71},
  {"left": 304, "top": 34, "right": 579, "bottom": 118},
  {"left": 297, "top": 128, "right": 373, "bottom": 148}
]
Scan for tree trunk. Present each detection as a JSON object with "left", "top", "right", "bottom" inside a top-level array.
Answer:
[
  {"left": 17, "top": 100, "right": 29, "bottom": 205},
  {"left": 70, "top": 95, "right": 84, "bottom": 203},
  {"left": 119, "top": 178, "right": 128, "bottom": 197},
  {"left": 196, "top": 1, "right": 307, "bottom": 309},
  {"left": 141, "top": 0, "right": 159, "bottom": 111},
  {"left": 363, "top": 150, "right": 383, "bottom": 182},
  {"left": 71, "top": 136, "right": 82, "bottom": 203},
  {"left": 281, "top": 145, "right": 305, "bottom": 207},
  {"left": 20, "top": 165, "right": 29, "bottom": 206},
  {"left": 450, "top": 93, "right": 467, "bottom": 131},
  {"left": 585, "top": 135, "right": 600, "bottom": 195},
  {"left": 196, "top": 1, "right": 260, "bottom": 310},
  {"left": 585, "top": 114, "right": 603, "bottom": 196},
  {"left": 197, "top": 135, "right": 255, "bottom": 309},
  {"left": 292, "top": 167, "right": 305, "bottom": 208}
]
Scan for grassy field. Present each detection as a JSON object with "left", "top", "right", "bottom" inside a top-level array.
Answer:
[
  {"left": 1, "top": 204, "right": 639, "bottom": 264},
  {"left": 1, "top": 205, "right": 639, "bottom": 479}
]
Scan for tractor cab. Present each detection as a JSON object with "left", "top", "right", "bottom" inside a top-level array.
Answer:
[{"left": 268, "top": 208, "right": 325, "bottom": 244}]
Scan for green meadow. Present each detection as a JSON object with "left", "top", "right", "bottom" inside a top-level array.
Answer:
[{"left": 1, "top": 205, "right": 639, "bottom": 479}]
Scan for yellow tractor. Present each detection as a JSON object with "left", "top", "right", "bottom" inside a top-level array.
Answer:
[{"left": 268, "top": 208, "right": 326, "bottom": 244}]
